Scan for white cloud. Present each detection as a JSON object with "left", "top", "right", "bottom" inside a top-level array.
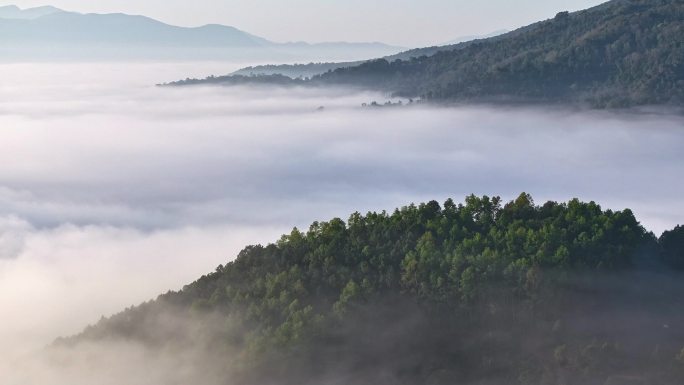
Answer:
[
  {"left": 0, "top": 61, "right": 682, "bottom": 371},
  {"left": 0, "top": 222, "right": 283, "bottom": 358},
  {"left": 0, "top": 215, "right": 33, "bottom": 259}
]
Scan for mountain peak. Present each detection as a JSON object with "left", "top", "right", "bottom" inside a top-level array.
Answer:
[
  {"left": 0, "top": 4, "right": 63, "bottom": 19},
  {"left": 0, "top": 5, "right": 402, "bottom": 61}
]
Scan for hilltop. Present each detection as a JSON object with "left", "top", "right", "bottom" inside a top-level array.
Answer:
[{"left": 60, "top": 194, "right": 684, "bottom": 385}]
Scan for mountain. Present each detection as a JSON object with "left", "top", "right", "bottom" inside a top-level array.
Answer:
[
  {"left": 229, "top": 31, "right": 512, "bottom": 79},
  {"left": 231, "top": 61, "right": 362, "bottom": 79},
  {"left": 313, "top": 0, "right": 684, "bottom": 108},
  {"left": 0, "top": 11, "right": 270, "bottom": 47},
  {"left": 183, "top": 0, "right": 684, "bottom": 109},
  {"left": 0, "top": 5, "right": 403, "bottom": 61},
  {"left": 0, "top": 4, "right": 62, "bottom": 19},
  {"left": 440, "top": 29, "right": 509, "bottom": 45},
  {"left": 59, "top": 193, "right": 684, "bottom": 385}
]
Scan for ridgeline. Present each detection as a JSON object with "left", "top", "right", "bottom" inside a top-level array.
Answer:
[
  {"left": 63, "top": 193, "right": 684, "bottom": 385},
  {"left": 170, "top": 0, "right": 684, "bottom": 109}
]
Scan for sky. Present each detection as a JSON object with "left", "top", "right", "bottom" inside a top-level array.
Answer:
[{"left": 5, "top": 0, "right": 607, "bottom": 46}]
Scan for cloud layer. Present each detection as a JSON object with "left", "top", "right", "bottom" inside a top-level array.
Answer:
[{"left": 0, "top": 62, "right": 682, "bottom": 364}]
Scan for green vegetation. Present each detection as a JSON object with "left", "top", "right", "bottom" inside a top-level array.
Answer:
[
  {"left": 164, "top": 74, "right": 305, "bottom": 87},
  {"left": 173, "top": 0, "right": 684, "bottom": 109},
  {"left": 230, "top": 62, "right": 363, "bottom": 79},
  {"left": 660, "top": 225, "right": 684, "bottom": 269},
  {"left": 65, "top": 193, "right": 684, "bottom": 385},
  {"left": 314, "top": 0, "right": 683, "bottom": 107}
]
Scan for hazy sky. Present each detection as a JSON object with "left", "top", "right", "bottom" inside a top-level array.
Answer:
[{"left": 6, "top": 0, "right": 607, "bottom": 46}]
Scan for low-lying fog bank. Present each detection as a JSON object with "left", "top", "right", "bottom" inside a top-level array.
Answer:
[{"left": 0, "top": 62, "right": 682, "bottom": 379}]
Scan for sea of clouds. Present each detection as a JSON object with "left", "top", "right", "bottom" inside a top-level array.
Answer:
[{"left": 0, "top": 61, "right": 682, "bottom": 372}]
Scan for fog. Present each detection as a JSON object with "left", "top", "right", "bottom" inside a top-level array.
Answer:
[{"left": 0, "top": 62, "right": 683, "bottom": 382}]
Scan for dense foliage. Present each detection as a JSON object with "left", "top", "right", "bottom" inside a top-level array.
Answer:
[
  {"left": 173, "top": 0, "right": 684, "bottom": 109},
  {"left": 164, "top": 74, "right": 305, "bottom": 87},
  {"left": 314, "top": 0, "right": 684, "bottom": 107},
  {"left": 660, "top": 225, "right": 684, "bottom": 269},
  {"left": 66, "top": 194, "right": 684, "bottom": 385}
]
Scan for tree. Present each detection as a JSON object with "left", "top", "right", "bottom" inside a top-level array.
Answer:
[{"left": 661, "top": 225, "right": 684, "bottom": 269}]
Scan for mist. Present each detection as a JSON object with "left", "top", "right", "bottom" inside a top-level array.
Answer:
[{"left": 0, "top": 61, "right": 683, "bottom": 383}]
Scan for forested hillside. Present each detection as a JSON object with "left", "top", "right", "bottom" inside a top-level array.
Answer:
[
  {"left": 227, "top": 33, "right": 508, "bottom": 79},
  {"left": 313, "top": 0, "right": 683, "bottom": 107},
  {"left": 62, "top": 194, "right": 684, "bottom": 385},
  {"left": 173, "top": 0, "right": 684, "bottom": 108}
]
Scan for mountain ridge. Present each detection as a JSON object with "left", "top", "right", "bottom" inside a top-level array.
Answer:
[
  {"left": 228, "top": 31, "right": 513, "bottom": 79},
  {"left": 0, "top": 4, "right": 404, "bottom": 61},
  {"left": 0, "top": 4, "right": 62, "bottom": 19},
  {"left": 440, "top": 29, "right": 510, "bottom": 46},
  {"left": 178, "top": 0, "right": 684, "bottom": 109},
  {"left": 311, "top": 0, "right": 683, "bottom": 107}
]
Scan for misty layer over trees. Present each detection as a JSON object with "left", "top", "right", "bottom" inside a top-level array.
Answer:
[
  {"left": 46, "top": 194, "right": 684, "bottom": 385},
  {"left": 175, "top": 0, "right": 684, "bottom": 109}
]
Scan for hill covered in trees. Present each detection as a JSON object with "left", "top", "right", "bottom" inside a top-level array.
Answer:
[
  {"left": 228, "top": 31, "right": 510, "bottom": 79},
  {"left": 60, "top": 194, "right": 684, "bottom": 385},
  {"left": 314, "top": 0, "right": 684, "bottom": 108},
  {"left": 173, "top": 0, "right": 684, "bottom": 108}
]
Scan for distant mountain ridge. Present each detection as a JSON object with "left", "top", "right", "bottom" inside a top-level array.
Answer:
[
  {"left": 0, "top": 5, "right": 403, "bottom": 61},
  {"left": 0, "top": 4, "right": 62, "bottom": 19}
]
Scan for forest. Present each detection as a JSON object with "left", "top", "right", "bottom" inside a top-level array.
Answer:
[
  {"left": 62, "top": 193, "right": 684, "bottom": 385},
  {"left": 171, "top": 0, "right": 684, "bottom": 109},
  {"left": 314, "top": 0, "right": 684, "bottom": 108}
]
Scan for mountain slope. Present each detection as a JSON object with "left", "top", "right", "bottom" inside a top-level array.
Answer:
[
  {"left": 59, "top": 194, "right": 684, "bottom": 385},
  {"left": 0, "top": 5, "right": 403, "bottom": 61},
  {"left": 0, "top": 4, "right": 62, "bottom": 19},
  {"left": 312, "top": 0, "right": 684, "bottom": 107},
  {"left": 187, "top": 0, "right": 683, "bottom": 108},
  {"left": 229, "top": 31, "right": 512, "bottom": 78},
  {"left": 0, "top": 11, "right": 270, "bottom": 47},
  {"left": 440, "top": 29, "right": 509, "bottom": 46}
]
